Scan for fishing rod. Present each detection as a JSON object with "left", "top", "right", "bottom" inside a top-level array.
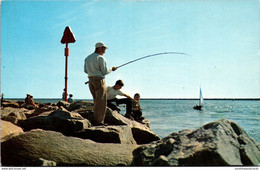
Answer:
[
  {"left": 85, "top": 51, "right": 189, "bottom": 84},
  {"left": 117, "top": 51, "right": 189, "bottom": 68}
]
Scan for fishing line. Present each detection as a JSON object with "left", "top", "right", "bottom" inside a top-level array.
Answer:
[
  {"left": 117, "top": 52, "right": 189, "bottom": 68},
  {"left": 85, "top": 51, "right": 189, "bottom": 84}
]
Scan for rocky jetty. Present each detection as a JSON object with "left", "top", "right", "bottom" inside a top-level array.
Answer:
[
  {"left": 1, "top": 99, "right": 260, "bottom": 166},
  {"left": 132, "top": 119, "right": 260, "bottom": 166}
]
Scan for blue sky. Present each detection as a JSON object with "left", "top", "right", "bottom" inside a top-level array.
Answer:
[{"left": 1, "top": 0, "right": 259, "bottom": 99}]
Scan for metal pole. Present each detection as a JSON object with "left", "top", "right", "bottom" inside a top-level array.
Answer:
[{"left": 64, "top": 43, "right": 69, "bottom": 102}]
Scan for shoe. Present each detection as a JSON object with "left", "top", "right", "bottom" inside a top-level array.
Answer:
[
  {"left": 125, "top": 113, "right": 134, "bottom": 120},
  {"left": 115, "top": 107, "right": 121, "bottom": 112}
]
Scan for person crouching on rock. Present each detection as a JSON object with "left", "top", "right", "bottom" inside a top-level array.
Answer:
[{"left": 107, "top": 80, "right": 137, "bottom": 120}]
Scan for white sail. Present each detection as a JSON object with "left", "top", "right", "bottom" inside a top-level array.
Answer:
[{"left": 199, "top": 88, "right": 203, "bottom": 106}]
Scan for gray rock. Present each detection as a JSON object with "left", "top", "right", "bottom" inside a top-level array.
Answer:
[
  {"left": 132, "top": 119, "right": 260, "bottom": 166},
  {"left": 21, "top": 115, "right": 54, "bottom": 131},
  {"left": 104, "top": 108, "right": 130, "bottom": 125},
  {"left": 29, "top": 105, "right": 59, "bottom": 118},
  {"left": 35, "top": 158, "right": 57, "bottom": 166},
  {"left": 21, "top": 107, "right": 158, "bottom": 144},
  {"left": 1, "top": 107, "right": 30, "bottom": 125},
  {"left": 75, "top": 125, "right": 137, "bottom": 144},
  {"left": 104, "top": 108, "right": 160, "bottom": 144},
  {"left": 152, "top": 155, "right": 170, "bottom": 166},
  {"left": 72, "top": 107, "right": 159, "bottom": 144},
  {"left": 1, "top": 129, "right": 139, "bottom": 166},
  {"left": 74, "top": 107, "right": 128, "bottom": 125},
  {"left": 1, "top": 100, "right": 20, "bottom": 108},
  {"left": 67, "top": 100, "right": 94, "bottom": 111},
  {"left": 141, "top": 118, "right": 151, "bottom": 128},
  {"left": 1, "top": 120, "right": 24, "bottom": 142},
  {"left": 49, "top": 106, "right": 85, "bottom": 119},
  {"left": 56, "top": 100, "right": 70, "bottom": 109},
  {"left": 21, "top": 107, "right": 91, "bottom": 136},
  {"left": 74, "top": 109, "right": 94, "bottom": 121}
]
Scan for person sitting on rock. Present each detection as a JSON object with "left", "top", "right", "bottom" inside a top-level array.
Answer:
[
  {"left": 25, "top": 94, "right": 31, "bottom": 104},
  {"left": 30, "top": 96, "right": 37, "bottom": 106},
  {"left": 107, "top": 80, "right": 137, "bottom": 120},
  {"left": 68, "top": 94, "right": 74, "bottom": 103},
  {"left": 132, "top": 93, "right": 145, "bottom": 123},
  {"left": 24, "top": 94, "right": 38, "bottom": 109}
]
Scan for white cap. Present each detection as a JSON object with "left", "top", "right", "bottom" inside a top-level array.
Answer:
[{"left": 95, "top": 42, "right": 108, "bottom": 49}]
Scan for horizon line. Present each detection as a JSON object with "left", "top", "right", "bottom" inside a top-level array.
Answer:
[{"left": 5, "top": 97, "right": 260, "bottom": 101}]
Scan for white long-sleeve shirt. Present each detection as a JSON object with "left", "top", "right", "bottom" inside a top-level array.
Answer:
[
  {"left": 84, "top": 53, "right": 112, "bottom": 78},
  {"left": 107, "top": 86, "right": 124, "bottom": 100}
]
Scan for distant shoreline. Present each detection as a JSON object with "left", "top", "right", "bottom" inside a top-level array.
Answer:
[
  {"left": 5, "top": 98, "right": 260, "bottom": 101},
  {"left": 141, "top": 98, "right": 260, "bottom": 100}
]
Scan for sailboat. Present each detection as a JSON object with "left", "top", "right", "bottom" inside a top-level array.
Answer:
[{"left": 193, "top": 88, "right": 203, "bottom": 110}]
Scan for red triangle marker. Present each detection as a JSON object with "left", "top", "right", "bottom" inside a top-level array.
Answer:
[{"left": 61, "top": 26, "right": 76, "bottom": 44}]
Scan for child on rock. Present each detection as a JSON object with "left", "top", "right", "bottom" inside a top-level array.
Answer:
[{"left": 132, "top": 93, "right": 144, "bottom": 122}]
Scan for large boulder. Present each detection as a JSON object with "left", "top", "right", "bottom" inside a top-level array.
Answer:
[
  {"left": 21, "top": 116, "right": 54, "bottom": 131},
  {"left": 1, "top": 129, "right": 139, "bottom": 166},
  {"left": 75, "top": 125, "right": 137, "bottom": 144},
  {"left": 67, "top": 100, "right": 94, "bottom": 111},
  {"left": 1, "top": 120, "right": 24, "bottom": 142},
  {"left": 130, "top": 121, "right": 160, "bottom": 144},
  {"left": 21, "top": 107, "right": 91, "bottom": 136},
  {"left": 72, "top": 106, "right": 130, "bottom": 125},
  {"left": 105, "top": 109, "right": 160, "bottom": 144},
  {"left": 104, "top": 108, "right": 149, "bottom": 128},
  {"left": 48, "top": 106, "right": 85, "bottom": 119},
  {"left": 132, "top": 119, "right": 260, "bottom": 166},
  {"left": 28, "top": 105, "right": 59, "bottom": 118},
  {"left": 104, "top": 108, "right": 131, "bottom": 125},
  {"left": 1, "top": 107, "right": 32, "bottom": 125},
  {"left": 1, "top": 100, "right": 20, "bottom": 108},
  {"left": 56, "top": 101, "right": 70, "bottom": 109}
]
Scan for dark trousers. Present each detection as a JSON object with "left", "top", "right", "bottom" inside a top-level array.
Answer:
[
  {"left": 107, "top": 98, "right": 132, "bottom": 115},
  {"left": 133, "top": 110, "right": 142, "bottom": 118}
]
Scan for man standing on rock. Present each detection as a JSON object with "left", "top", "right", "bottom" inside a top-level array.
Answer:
[{"left": 84, "top": 42, "right": 117, "bottom": 126}]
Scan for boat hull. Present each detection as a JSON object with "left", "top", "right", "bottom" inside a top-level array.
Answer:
[{"left": 193, "top": 105, "right": 202, "bottom": 110}]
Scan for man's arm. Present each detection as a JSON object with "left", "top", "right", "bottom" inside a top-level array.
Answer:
[
  {"left": 98, "top": 57, "right": 117, "bottom": 75},
  {"left": 123, "top": 94, "right": 138, "bottom": 103},
  {"left": 84, "top": 58, "right": 88, "bottom": 74},
  {"left": 99, "top": 57, "right": 111, "bottom": 75}
]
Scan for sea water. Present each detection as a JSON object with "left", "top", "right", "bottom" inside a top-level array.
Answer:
[
  {"left": 15, "top": 98, "right": 260, "bottom": 143},
  {"left": 110, "top": 99, "right": 260, "bottom": 143},
  {"left": 139, "top": 99, "right": 260, "bottom": 143}
]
